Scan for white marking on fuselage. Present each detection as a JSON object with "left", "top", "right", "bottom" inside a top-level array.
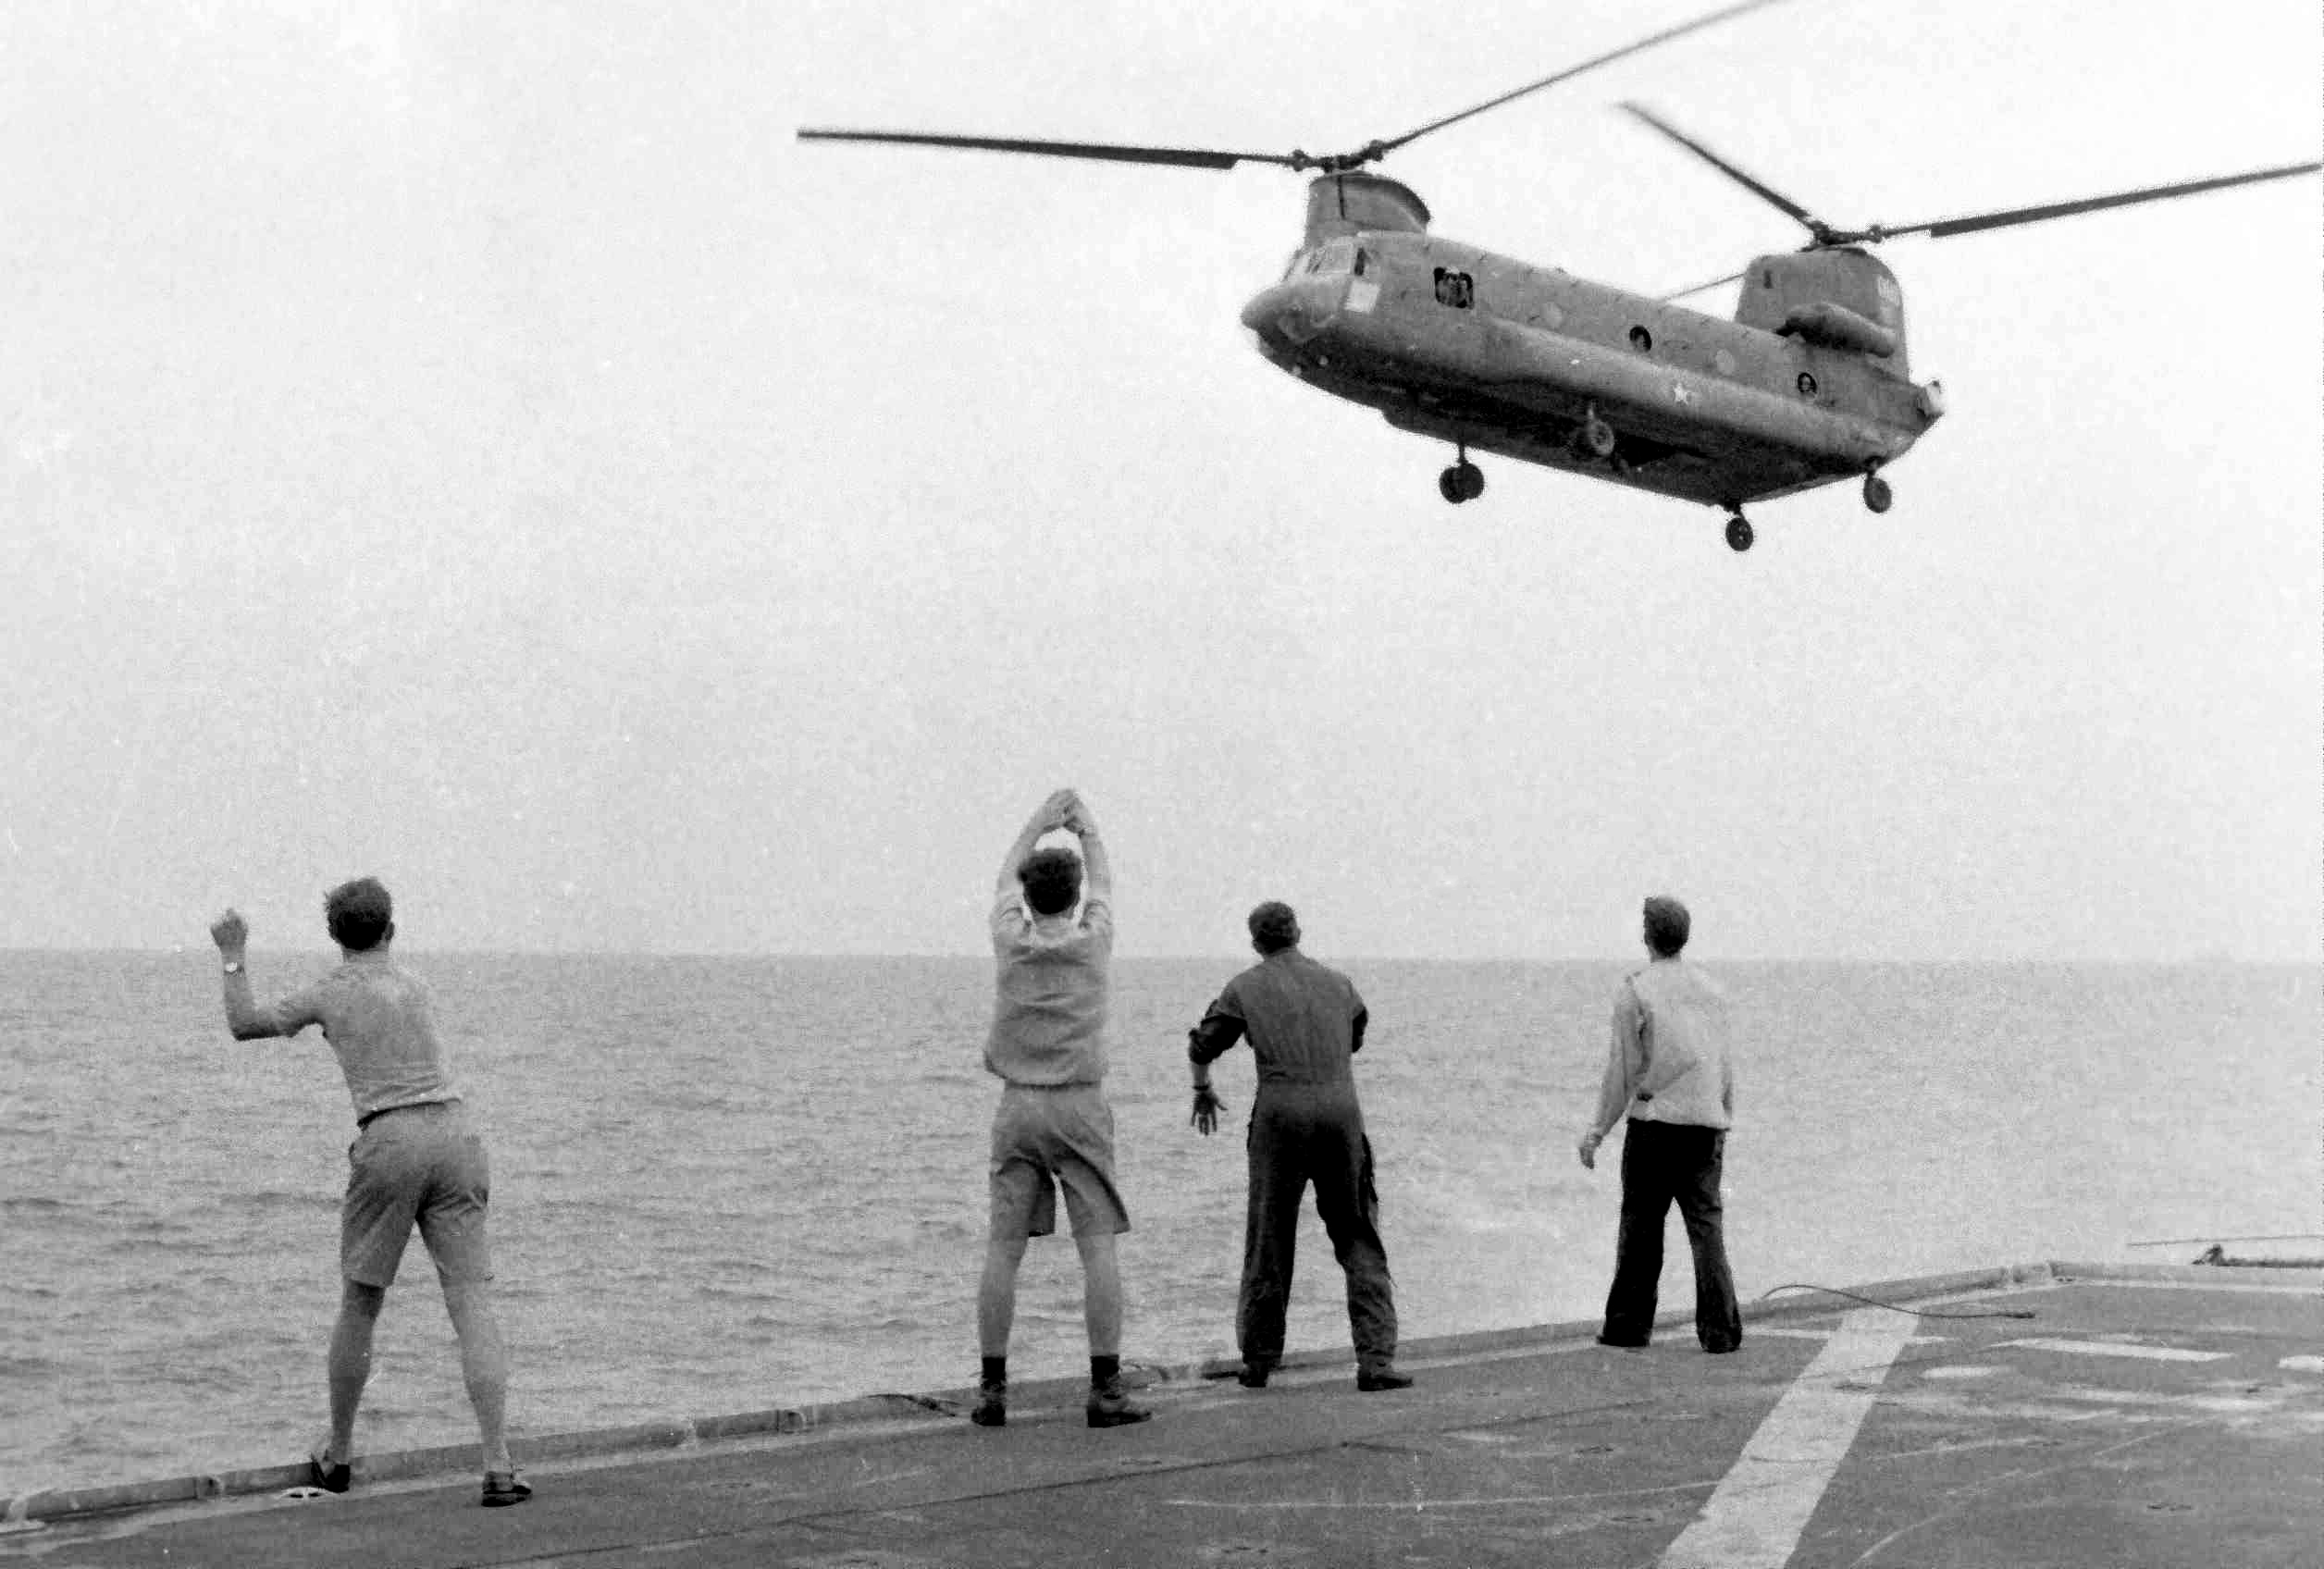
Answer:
[
  {"left": 1657, "top": 1309, "right": 1914, "bottom": 1569},
  {"left": 1999, "top": 1338, "right": 2231, "bottom": 1364}
]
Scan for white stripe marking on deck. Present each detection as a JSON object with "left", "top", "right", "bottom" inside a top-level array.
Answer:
[
  {"left": 1657, "top": 1309, "right": 1913, "bottom": 1569},
  {"left": 2280, "top": 1355, "right": 2324, "bottom": 1374},
  {"left": 1999, "top": 1338, "right": 2230, "bottom": 1363}
]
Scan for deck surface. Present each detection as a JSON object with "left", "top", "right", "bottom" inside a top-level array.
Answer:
[{"left": 8, "top": 1266, "right": 2318, "bottom": 1568}]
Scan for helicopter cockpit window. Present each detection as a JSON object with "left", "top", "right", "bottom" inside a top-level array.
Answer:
[
  {"left": 1432, "top": 268, "right": 1474, "bottom": 309},
  {"left": 1312, "top": 238, "right": 1358, "bottom": 276}
]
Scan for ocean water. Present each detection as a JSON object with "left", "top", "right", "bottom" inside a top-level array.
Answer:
[{"left": 2, "top": 952, "right": 2316, "bottom": 1496}]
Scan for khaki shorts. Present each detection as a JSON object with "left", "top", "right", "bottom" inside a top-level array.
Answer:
[
  {"left": 987, "top": 1082, "right": 1130, "bottom": 1241},
  {"left": 342, "top": 1101, "right": 492, "bottom": 1288}
]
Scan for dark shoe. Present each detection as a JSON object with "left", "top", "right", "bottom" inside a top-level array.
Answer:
[
  {"left": 970, "top": 1382, "right": 1007, "bottom": 1427},
  {"left": 1355, "top": 1366, "right": 1414, "bottom": 1392},
  {"left": 1595, "top": 1334, "right": 1649, "bottom": 1351},
  {"left": 480, "top": 1472, "right": 531, "bottom": 1508},
  {"left": 1235, "top": 1364, "right": 1270, "bottom": 1389},
  {"left": 306, "top": 1452, "right": 352, "bottom": 1495},
  {"left": 1086, "top": 1380, "right": 1153, "bottom": 1428},
  {"left": 1702, "top": 1340, "right": 1741, "bottom": 1354}
]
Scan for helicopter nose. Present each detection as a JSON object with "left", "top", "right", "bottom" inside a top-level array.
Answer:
[{"left": 1241, "top": 278, "right": 1338, "bottom": 345}]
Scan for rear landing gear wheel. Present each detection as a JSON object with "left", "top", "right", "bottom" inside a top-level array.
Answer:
[
  {"left": 1724, "top": 513, "right": 1754, "bottom": 552},
  {"left": 1581, "top": 413, "right": 1617, "bottom": 459},
  {"left": 1438, "top": 459, "right": 1485, "bottom": 503},
  {"left": 1862, "top": 472, "right": 1893, "bottom": 513}
]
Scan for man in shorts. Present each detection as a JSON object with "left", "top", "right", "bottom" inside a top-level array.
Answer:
[
  {"left": 210, "top": 877, "right": 528, "bottom": 1506},
  {"left": 974, "top": 788, "right": 1150, "bottom": 1429}
]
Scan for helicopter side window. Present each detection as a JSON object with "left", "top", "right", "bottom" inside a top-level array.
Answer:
[
  {"left": 1432, "top": 268, "right": 1474, "bottom": 309},
  {"left": 1313, "top": 238, "right": 1357, "bottom": 276}
]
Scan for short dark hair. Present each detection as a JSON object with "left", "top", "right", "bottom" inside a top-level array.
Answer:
[
  {"left": 1018, "top": 846, "right": 1083, "bottom": 916},
  {"left": 326, "top": 877, "right": 394, "bottom": 952},
  {"left": 1247, "top": 900, "right": 1301, "bottom": 955},
  {"left": 1642, "top": 896, "right": 1690, "bottom": 957}
]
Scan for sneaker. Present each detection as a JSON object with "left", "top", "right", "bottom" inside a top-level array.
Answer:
[
  {"left": 1086, "top": 1379, "right": 1153, "bottom": 1428},
  {"left": 970, "top": 1382, "right": 1007, "bottom": 1427},
  {"left": 306, "top": 1452, "right": 352, "bottom": 1495},
  {"left": 479, "top": 1471, "right": 531, "bottom": 1508},
  {"left": 1355, "top": 1366, "right": 1414, "bottom": 1392}
]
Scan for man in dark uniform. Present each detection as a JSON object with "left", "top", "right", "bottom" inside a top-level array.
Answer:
[{"left": 1187, "top": 902, "right": 1409, "bottom": 1391}]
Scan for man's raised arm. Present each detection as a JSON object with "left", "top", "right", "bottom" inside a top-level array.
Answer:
[
  {"left": 209, "top": 908, "right": 311, "bottom": 1042},
  {"left": 1062, "top": 793, "right": 1112, "bottom": 904},
  {"left": 997, "top": 789, "right": 1074, "bottom": 896}
]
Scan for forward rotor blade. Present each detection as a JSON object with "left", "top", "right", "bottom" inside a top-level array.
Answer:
[
  {"left": 1621, "top": 103, "right": 1823, "bottom": 233},
  {"left": 1375, "top": 0, "right": 1789, "bottom": 157},
  {"left": 796, "top": 129, "right": 1293, "bottom": 172},
  {"left": 1883, "top": 160, "right": 2322, "bottom": 241}
]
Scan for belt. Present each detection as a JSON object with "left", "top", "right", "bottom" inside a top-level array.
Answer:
[{"left": 356, "top": 1100, "right": 451, "bottom": 1130}]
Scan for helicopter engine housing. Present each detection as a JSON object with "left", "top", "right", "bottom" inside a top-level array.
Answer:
[
  {"left": 1304, "top": 173, "right": 1431, "bottom": 247},
  {"left": 1737, "top": 248, "right": 1909, "bottom": 376}
]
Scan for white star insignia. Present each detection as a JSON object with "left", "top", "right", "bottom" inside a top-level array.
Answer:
[{"left": 1672, "top": 384, "right": 1694, "bottom": 404}]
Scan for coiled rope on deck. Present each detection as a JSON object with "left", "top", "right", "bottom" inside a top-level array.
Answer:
[{"left": 1757, "top": 1283, "right": 2036, "bottom": 1319}]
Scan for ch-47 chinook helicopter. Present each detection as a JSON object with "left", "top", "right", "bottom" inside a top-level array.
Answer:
[{"left": 799, "top": 1, "right": 2318, "bottom": 551}]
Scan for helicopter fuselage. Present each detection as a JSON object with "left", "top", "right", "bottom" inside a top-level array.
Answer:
[
  {"left": 1241, "top": 205, "right": 1945, "bottom": 512},
  {"left": 803, "top": 8, "right": 2315, "bottom": 546}
]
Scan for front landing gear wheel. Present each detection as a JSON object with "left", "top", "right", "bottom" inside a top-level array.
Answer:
[
  {"left": 1438, "top": 461, "right": 1485, "bottom": 503},
  {"left": 1862, "top": 472, "right": 1893, "bottom": 513},
  {"left": 1724, "top": 513, "right": 1754, "bottom": 552}
]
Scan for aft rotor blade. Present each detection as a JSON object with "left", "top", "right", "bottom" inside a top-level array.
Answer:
[
  {"left": 1660, "top": 267, "right": 1750, "bottom": 303},
  {"left": 795, "top": 129, "right": 1294, "bottom": 172},
  {"left": 1621, "top": 103, "right": 1823, "bottom": 234},
  {"left": 1375, "top": 0, "right": 1790, "bottom": 158},
  {"left": 1883, "top": 160, "right": 2322, "bottom": 241}
]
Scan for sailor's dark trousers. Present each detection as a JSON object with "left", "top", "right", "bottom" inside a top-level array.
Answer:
[
  {"left": 1239, "top": 1084, "right": 1398, "bottom": 1373},
  {"left": 1601, "top": 1118, "right": 1742, "bottom": 1351}
]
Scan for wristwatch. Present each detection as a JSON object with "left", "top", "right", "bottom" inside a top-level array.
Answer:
[{"left": 222, "top": 961, "right": 244, "bottom": 975}]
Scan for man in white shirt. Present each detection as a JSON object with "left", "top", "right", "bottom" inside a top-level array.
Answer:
[{"left": 1577, "top": 896, "right": 1741, "bottom": 1353}]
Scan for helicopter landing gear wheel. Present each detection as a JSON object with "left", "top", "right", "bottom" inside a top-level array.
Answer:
[
  {"left": 1580, "top": 411, "right": 1617, "bottom": 459},
  {"left": 1861, "top": 470, "right": 1893, "bottom": 513},
  {"left": 1438, "top": 449, "right": 1485, "bottom": 504},
  {"left": 1724, "top": 512, "right": 1754, "bottom": 552}
]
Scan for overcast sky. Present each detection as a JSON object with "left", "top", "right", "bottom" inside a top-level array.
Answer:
[{"left": 5, "top": 2, "right": 2317, "bottom": 959}]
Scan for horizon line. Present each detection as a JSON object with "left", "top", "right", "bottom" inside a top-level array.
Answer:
[{"left": 2, "top": 946, "right": 2305, "bottom": 968}]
